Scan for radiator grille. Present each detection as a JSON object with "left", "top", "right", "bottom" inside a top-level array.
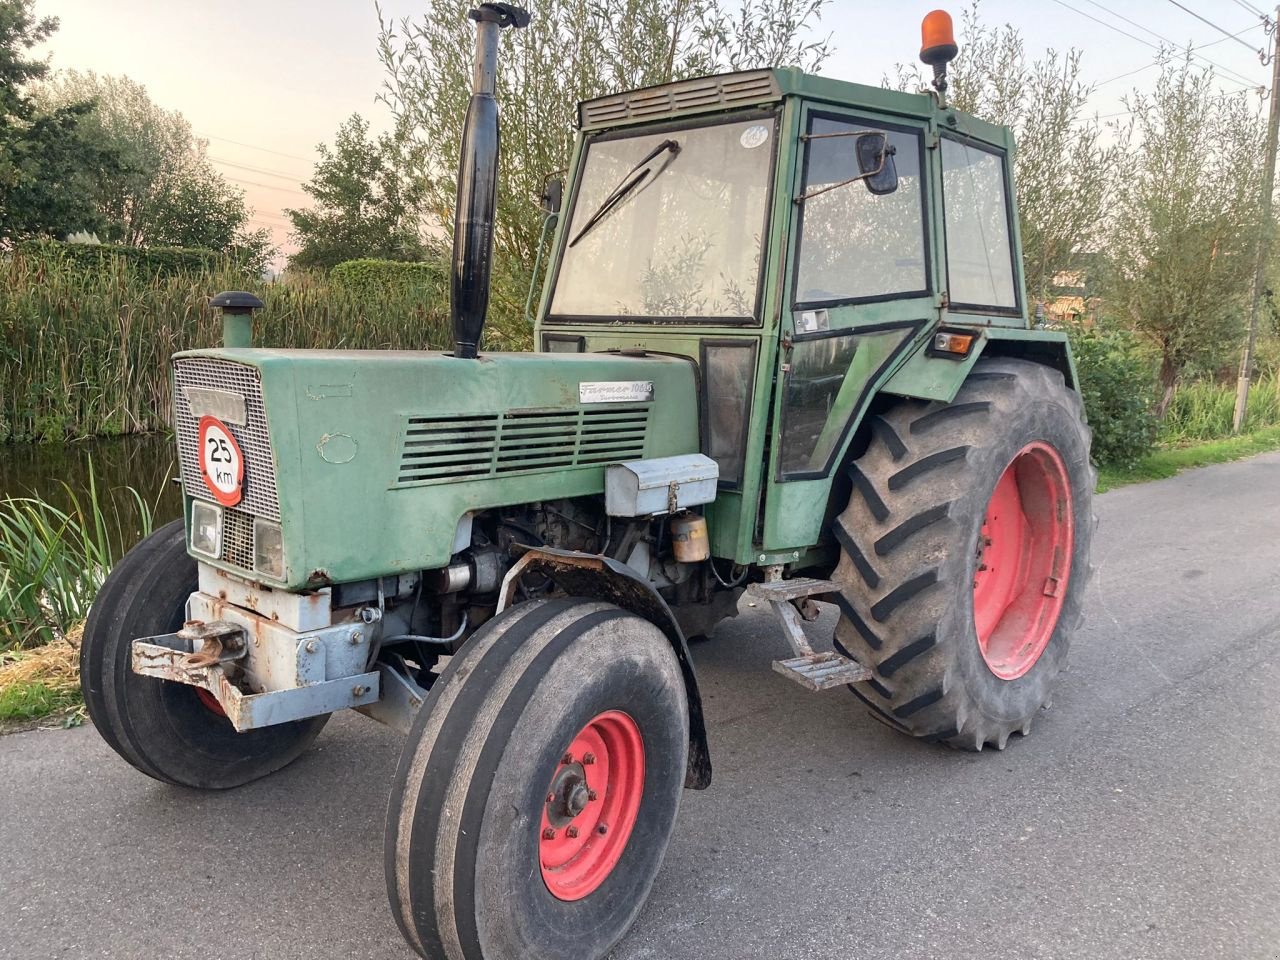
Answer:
[
  {"left": 397, "top": 406, "right": 650, "bottom": 486},
  {"left": 579, "top": 71, "right": 779, "bottom": 129},
  {"left": 173, "top": 358, "right": 280, "bottom": 522},
  {"left": 222, "top": 508, "right": 256, "bottom": 571}
]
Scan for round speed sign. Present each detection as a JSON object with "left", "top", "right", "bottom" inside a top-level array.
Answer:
[{"left": 197, "top": 416, "right": 245, "bottom": 507}]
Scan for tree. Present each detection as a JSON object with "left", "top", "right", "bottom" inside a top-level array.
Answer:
[
  {"left": 0, "top": 0, "right": 107, "bottom": 241},
  {"left": 376, "top": 0, "right": 831, "bottom": 267},
  {"left": 888, "top": 2, "right": 1114, "bottom": 302},
  {"left": 1107, "top": 58, "right": 1265, "bottom": 415},
  {"left": 284, "top": 113, "right": 429, "bottom": 271},
  {"left": 31, "top": 70, "right": 272, "bottom": 264}
]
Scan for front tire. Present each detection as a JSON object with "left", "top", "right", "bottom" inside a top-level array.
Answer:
[
  {"left": 830, "top": 358, "right": 1095, "bottom": 750},
  {"left": 81, "top": 519, "right": 328, "bottom": 789},
  {"left": 385, "top": 598, "right": 688, "bottom": 960}
]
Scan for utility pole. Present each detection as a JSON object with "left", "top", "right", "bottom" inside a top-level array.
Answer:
[{"left": 1234, "top": 7, "right": 1280, "bottom": 433}]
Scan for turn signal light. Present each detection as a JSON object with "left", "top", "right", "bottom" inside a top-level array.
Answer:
[
  {"left": 920, "top": 10, "right": 959, "bottom": 66},
  {"left": 933, "top": 331, "right": 974, "bottom": 356}
]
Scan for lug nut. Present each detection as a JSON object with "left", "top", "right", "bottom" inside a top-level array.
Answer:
[
  {"left": 587, "top": 790, "right": 598, "bottom": 801},
  {"left": 582, "top": 752, "right": 596, "bottom": 765},
  {"left": 566, "top": 826, "right": 579, "bottom": 839},
  {"left": 542, "top": 827, "right": 557, "bottom": 840},
  {"left": 562, "top": 753, "right": 574, "bottom": 765},
  {"left": 546, "top": 792, "right": 555, "bottom": 804},
  {"left": 597, "top": 824, "right": 608, "bottom": 836}
]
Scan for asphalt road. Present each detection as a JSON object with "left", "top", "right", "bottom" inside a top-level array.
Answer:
[{"left": 4, "top": 451, "right": 1280, "bottom": 960}]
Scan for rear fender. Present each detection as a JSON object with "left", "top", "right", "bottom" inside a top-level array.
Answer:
[
  {"left": 497, "top": 546, "right": 712, "bottom": 789},
  {"left": 882, "top": 327, "right": 1077, "bottom": 404}
]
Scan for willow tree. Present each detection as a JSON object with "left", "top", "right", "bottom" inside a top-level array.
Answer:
[
  {"left": 1107, "top": 58, "right": 1265, "bottom": 415},
  {"left": 887, "top": 3, "right": 1114, "bottom": 303},
  {"left": 376, "top": 0, "right": 831, "bottom": 267}
]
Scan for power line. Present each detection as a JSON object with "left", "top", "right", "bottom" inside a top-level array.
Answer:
[
  {"left": 194, "top": 132, "right": 314, "bottom": 164},
  {"left": 1073, "top": 0, "right": 1264, "bottom": 87},
  {"left": 1163, "top": 0, "right": 1267, "bottom": 54},
  {"left": 1094, "top": 22, "right": 1268, "bottom": 86},
  {"left": 225, "top": 176, "right": 309, "bottom": 198},
  {"left": 1227, "top": 0, "right": 1267, "bottom": 18},
  {"left": 209, "top": 155, "right": 310, "bottom": 182}
]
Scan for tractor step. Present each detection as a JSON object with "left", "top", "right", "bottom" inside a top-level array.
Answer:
[
  {"left": 772, "top": 651, "right": 872, "bottom": 690},
  {"left": 747, "top": 578, "right": 871, "bottom": 692},
  {"left": 746, "top": 577, "right": 837, "bottom": 602}
]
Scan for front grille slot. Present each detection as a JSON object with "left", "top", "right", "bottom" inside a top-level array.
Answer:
[
  {"left": 173, "top": 358, "right": 280, "bottom": 522},
  {"left": 396, "top": 406, "right": 651, "bottom": 486}
]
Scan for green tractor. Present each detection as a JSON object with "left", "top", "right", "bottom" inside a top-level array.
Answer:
[{"left": 82, "top": 6, "right": 1094, "bottom": 958}]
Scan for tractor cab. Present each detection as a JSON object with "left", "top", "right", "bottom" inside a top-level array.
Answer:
[{"left": 535, "top": 67, "right": 1042, "bottom": 568}]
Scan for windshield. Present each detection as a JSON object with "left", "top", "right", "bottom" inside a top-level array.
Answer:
[{"left": 549, "top": 115, "right": 776, "bottom": 321}]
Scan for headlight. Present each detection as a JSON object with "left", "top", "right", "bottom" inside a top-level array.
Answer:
[
  {"left": 253, "top": 518, "right": 284, "bottom": 580},
  {"left": 190, "top": 500, "right": 222, "bottom": 558}
]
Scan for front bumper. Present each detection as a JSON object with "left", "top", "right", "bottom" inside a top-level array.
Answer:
[{"left": 130, "top": 566, "right": 380, "bottom": 731}]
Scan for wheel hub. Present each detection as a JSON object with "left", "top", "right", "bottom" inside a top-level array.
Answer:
[
  {"left": 971, "top": 441, "right": 1074, "bottom": 680},
  {"left": 539, "top": 710, "right": 645, "bottom": 902}
]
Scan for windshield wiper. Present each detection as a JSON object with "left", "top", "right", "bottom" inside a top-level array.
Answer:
[{"left": 568, "top": 138, "right": 680, "bottom": 248}]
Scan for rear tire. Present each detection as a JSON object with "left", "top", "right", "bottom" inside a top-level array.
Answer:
[
  {"left": 830, "top": 358, "right": 1095, "bottom": 750},
  {"left": 385, "top": 598, "right": 688, "bottom": 960},
  {"left": 81, "top": 519, "right": 328, "bottom": 789}
]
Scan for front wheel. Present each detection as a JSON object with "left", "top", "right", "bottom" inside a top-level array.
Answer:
[
  {"left": 81, "top": 519, "right": 328, "bottom": 789},
  {"left": 830, "top": 358, "right": 1095, "bottom": 750},
  {"left": 385, "top": 598, "right": 688, "bottom": 960}
]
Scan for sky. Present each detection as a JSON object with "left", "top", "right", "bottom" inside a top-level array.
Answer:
[{"left": 34, "top": 0, "right": 1277, "bottom": 259}]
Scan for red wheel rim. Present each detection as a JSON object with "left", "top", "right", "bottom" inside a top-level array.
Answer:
[
  {"left": 194, "top": 687, "right": 227, "bottom": 718},
  {"left": 538, "top": 710, "right": 645, "bottom": 901},
  {"left": 972, "top": 441, "right": 1074, "bottom": 680}
]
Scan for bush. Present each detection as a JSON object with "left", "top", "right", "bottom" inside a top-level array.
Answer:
[
  {"left": 1068, "top": 324, "right": 1160, "bottom": 468},
  {"left": 17, "top": 239, "right": 238, "bottom": 279}
]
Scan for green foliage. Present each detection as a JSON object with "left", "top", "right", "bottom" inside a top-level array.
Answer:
[
  {"left": 0, "top": 3, "right": 108, "bottom": 241},
  {"left": 286, "top": 114, "right": 429, "bottom": 271},
  {"left": 1, "top": 247, "right": 528, "bottom": 442},
  {"left": 1161, "top": 373, "right": 1280, "bottom": 442},
  {"left": 377, "top": 0, "right": 831, "bottom": 269},
  {"left": 0, "top": 681, "right": 81, "bottom": 722},
  {"left": 19, "top": 237, "right": 230, "bottom": 279},
  {"left": 1096, "top": 425, "right": 1280, "bottom": 492},
  {"left": 29, "top": 70, "right": 275, "bottom": 267},
  {"left": 329, "top": 257, "right": 447, "bottom": 300},
  {"left": 1107, "top": 58, "right": 1264, "bottom": 411},
  {"left": 1068, "top": 324, "right": 1160, "bottom": 468},
  {"left": 0, "top": 462, "right": 153, "bottom": 650}
]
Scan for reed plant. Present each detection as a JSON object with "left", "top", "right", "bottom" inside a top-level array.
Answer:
[
  {"left": 0, "top": 463, "right": 155, "bottom": 650},
  {"left": 0, "top": 248, "right": 533, "bottom": 443},
  {"left": 1160, "top": 373, "right": 1280, "bottom": 442}
]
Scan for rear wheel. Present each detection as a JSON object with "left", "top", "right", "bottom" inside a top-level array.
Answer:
[
  {"left": 81, "top": 519, "right": 328, "bottom": 789},
  {"left": 385, "top": 598, "right": 687, "bottom": 960},
  {"left": 830, "top": 359, "right": 1095, "bottom": 750}
]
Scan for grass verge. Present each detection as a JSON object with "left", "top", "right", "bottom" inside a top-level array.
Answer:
[
  {"left": 0, "top": 624, "right": 84, "bottom": 733},
  {"left": 1098, "top": 425, "right": 1280, "bottom": 492}
]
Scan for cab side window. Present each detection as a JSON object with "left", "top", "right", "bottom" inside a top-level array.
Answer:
[
  {"left": 795, "top": 116, "right": 929, "bottom": 305},
  {"left": 940, "top": 137, "right": 1018, "bottom": 311}
]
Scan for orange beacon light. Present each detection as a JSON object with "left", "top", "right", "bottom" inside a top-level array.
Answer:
[{"left": 920, "top": 10, "right": 959, "bottom": 98}]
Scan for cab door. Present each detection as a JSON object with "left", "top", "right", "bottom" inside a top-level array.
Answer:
[{"left": 760, "top": 103, "right": 942, "bottom": 557}]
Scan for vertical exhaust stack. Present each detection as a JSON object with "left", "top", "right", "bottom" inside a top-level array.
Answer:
[{"left": 451, "top": 3, "right": 530, "bottom": 359}]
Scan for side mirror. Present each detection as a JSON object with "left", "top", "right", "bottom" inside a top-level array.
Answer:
[
  {"left": 540, "top": 176, "right": 563, "bottom": 215},
  {"left": 856, "top": 133, "right": 898, "bottom": 196}
]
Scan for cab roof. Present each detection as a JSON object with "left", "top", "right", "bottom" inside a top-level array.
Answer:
[{"left": 577, "top": 67, "right": 1009, "bottom": 150}]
